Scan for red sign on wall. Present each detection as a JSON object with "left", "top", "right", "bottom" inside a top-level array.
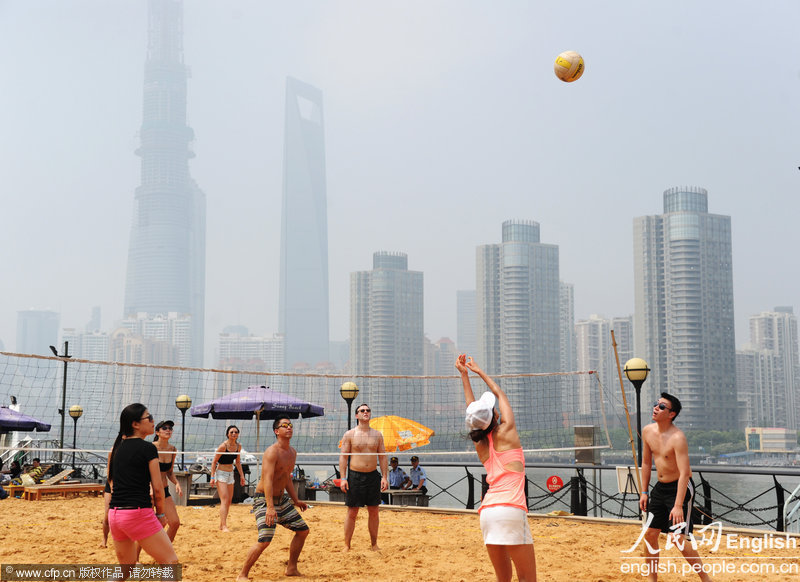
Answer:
[{"left": 546, "top": 475, "right": 564, "bottom": 492}]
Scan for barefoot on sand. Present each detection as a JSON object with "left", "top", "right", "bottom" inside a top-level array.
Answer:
[{"left": 3, "top": 497, "right": 798, "bottom": 582}]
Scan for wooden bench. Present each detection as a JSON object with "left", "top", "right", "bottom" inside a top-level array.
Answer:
[{"left": 23, "top": 482, "right": 105, "bottom": 501}]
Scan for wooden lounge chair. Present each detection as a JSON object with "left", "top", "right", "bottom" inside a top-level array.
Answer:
[{"left": 23, "top": 482, "right": 104, "bottom": 501}]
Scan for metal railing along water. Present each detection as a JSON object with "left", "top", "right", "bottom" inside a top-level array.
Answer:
[{"left": 293, "top": 460, "right": 800, "bottom": 532}]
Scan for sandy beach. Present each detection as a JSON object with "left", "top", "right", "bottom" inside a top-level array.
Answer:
[{"left": 1, "top": 496, "right": 798, "bottom": 581}]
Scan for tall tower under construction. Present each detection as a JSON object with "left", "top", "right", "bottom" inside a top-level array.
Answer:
[{"left": 123, "top": 0, "right": 206, "bottom": 366}]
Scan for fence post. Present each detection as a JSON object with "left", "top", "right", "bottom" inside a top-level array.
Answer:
[
  {"left": 774, "top": 475, "right": 785, "bottom": 531},
  {"left": 466, "top": 466, "right": 474, "bottom": 510},
  {"left": 570, "top": 474, "right": 587, "bottom": 516},
  {"left": 698, "top": 473, "right": 712, "bottom": 526}
]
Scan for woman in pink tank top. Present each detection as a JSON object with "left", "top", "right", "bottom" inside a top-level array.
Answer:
[{"left": 457, "top": 354, "right": 537, "bottom": 582}]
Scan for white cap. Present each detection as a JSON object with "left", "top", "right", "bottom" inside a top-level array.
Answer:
[{"left": 465, "top": 391, "right": 497, "bottom": 430}]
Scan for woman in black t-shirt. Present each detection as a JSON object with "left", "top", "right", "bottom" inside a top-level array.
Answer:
[{"left": 107, "top": 403, "right": 178, "bottom": 567}]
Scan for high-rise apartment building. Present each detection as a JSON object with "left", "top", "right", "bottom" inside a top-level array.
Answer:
[
  {"left": 476, "top": 220, "right": 560, "bottom": 375},
  {"left": 279, "top": 77, "right": 330, "bottom": 371},
  {"left": 123, "top": 0, "right": 206, "bottom": 366},
  {"left": 61, "top": 329, "right": 110, "bottom": 361},
  {"left": 575, "top": 314, "right": 633, "bottom": 425},
  {"left": 456, "top": 290, "right": 477, "bottom": 357},
  {"left": 424, "top": 337, "right": 457, "bottom": 376},
  {"left": 117, "top": 312, "right": 192, "bottom": 368},
  {"left": 16, "top": 309, "right": 59, "bottom": 356},
  {"left": 746, "top": 307, "right": 799, "bottom": 429},
  {"left": 217, "top": 329, "right": 285, "bottom": 373},
  {"left": 633, "top": 186, "right": 737, "bottom": 430},
  {"left": 736, "top": 348, "right": 780, "bottom": 428},
  {"left": 560, "top": 282, "right": 576, "bottom": 373},
  {"left": 350, "top": 252, "right": 423, "bottom": 375}
]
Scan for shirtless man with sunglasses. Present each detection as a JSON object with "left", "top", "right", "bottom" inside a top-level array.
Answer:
[{"left": 639, "top": 392, "right": 713, "bottom": 581}]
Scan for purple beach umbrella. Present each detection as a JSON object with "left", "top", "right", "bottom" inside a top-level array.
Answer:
[
  {"left": 0, "top": 406, "right": 52, "bottom": 433},
  {"left": 189, "top": 385, "right": 324, "bottom": 452}
]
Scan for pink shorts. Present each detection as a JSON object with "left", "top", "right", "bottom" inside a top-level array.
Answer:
[{"left": 108, "top": 507, "right": 163, "bottom": 542}]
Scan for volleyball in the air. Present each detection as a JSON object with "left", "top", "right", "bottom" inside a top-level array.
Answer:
[{"left": 554, "top": 51, "right": 584, "bottom": 83}]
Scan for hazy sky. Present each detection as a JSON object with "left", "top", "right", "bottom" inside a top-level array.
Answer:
[{"left": 1, "top": 1, "right": 799, "bottom": 363}]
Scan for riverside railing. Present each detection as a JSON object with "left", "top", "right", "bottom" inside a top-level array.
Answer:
[
  {"left": 293, "top": 460, "right": 800, "bottom": 532},
  {"left": 27, "top": 453, "right": 800, "bottom": 533}
]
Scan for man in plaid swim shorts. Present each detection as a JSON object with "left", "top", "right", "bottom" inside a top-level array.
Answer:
[{"left": 237, "top": 416, "right": 309, "bottom": 581}]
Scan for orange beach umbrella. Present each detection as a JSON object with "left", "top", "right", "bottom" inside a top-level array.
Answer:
[{"left": 369, "top": 415, "right": 434, "bottom": 452}]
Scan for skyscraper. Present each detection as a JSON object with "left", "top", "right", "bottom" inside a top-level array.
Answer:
[
  {"left": 476, "top": 220, "right": 560, "bottom": 375},
  {"left": 279, "top": 77, "right": 329, "bottom": 370},
  {"left": 350, "top": 252, "right": 423, "bottom": 375},
  {"left": 123, "top": 0, "right": 206, "bottom": 367},
  {"left": 633, "top": 186, "right": 737, "bottom": 430},
  {"left": 747, "top": 307, "right": 799, "bottom": 429}
]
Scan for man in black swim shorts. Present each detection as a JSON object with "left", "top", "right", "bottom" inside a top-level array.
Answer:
[
  {"left": 338, "top": 403, "right": 388, "bottom": 551},
  {"left": 639, "top": 393, "right": 713, "bottom": 582}
]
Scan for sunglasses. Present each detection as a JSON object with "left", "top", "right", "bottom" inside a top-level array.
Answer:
[
  {"left": 357, "top": 408, "right": 371, "bottom": 414},
  {"left": 654, "top": 402, "right": 672, "bottom": 411},
  {"left": 277, "top": 422, "right": 293, "bottom": 429},
  {"left": 159, "top": 426, "right": 173, "bottom": 431},
  {"left": 140, "top": 414, "right": 154, "bottom": 422}
]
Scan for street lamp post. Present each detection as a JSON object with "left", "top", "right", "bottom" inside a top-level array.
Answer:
[
  {"left": 50, "top": 342, "right": 71, "bottom": 465},
  {"left": 68, "top": 405, "right": 83, "bottom": 470},
  {"left": 624, "top": 358, "right": 651, "bottom": 468},
  {"left": 175, "top": 394, "right": 192, "bottom": 470},
  {"left": 339, "top": 382, "right": 359, "bottom": 430}
]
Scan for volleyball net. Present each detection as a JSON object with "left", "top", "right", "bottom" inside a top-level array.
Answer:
[{"left": 0, "top": 351, "right": 612, "bottom": 462}]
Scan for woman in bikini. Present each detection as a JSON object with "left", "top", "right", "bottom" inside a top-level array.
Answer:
[
  {"left": 456, "top": 354, "right": 537, "bottom": 582},
  {"left": 153, "top": 420, "right": 182, "bottom": 541},
  {"left": 210, "top": 425, "right": 246, "bottom": 532}
]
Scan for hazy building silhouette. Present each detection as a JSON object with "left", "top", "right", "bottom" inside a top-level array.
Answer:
[
  {"left": 476, "top": 220, "right": 560, "bottom": 375},
  {"left": 633, "top": 187, "right": 737, "bottom": 430},
  {"left": 279, "top": 77, "right": 329, "bottom": 371},
  {"left": 87, "top": 306, "right": 102, "bottom": 333},
  {"left": 123, "top": 0, "right": 206, "bottom": 366},
  {"left": 16, "top": 309, "right": 59, "bottom": 356},
  {"left": 456, "top": 290, "right": 477, "bottom": 357},
  {"left": 350, "top": 252, "right": 423, "bottom": 375}
]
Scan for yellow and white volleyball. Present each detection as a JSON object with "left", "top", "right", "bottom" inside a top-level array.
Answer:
[{"left": 554, "top": 50, "right": 584, "bottom": 83}]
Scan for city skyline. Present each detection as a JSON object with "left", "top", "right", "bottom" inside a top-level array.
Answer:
[{"left": 2, "top": 2, "right": 800, "bottom": 365}]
